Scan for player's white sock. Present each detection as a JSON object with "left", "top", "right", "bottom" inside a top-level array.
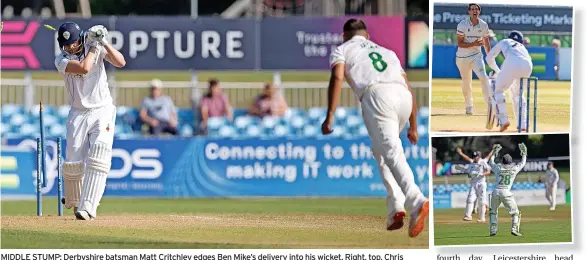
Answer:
[
  {"left": 479, "top": 202, "right": 486, "bottom": 220},
  {"left": 464, "top": 198, "right": 475, "bottom": 219},
  {"left": 78, "top": 142, "right": 111, "bottom": 218},
  {"left": 551, "top": 188, "right": 557, "bottom": 209}
]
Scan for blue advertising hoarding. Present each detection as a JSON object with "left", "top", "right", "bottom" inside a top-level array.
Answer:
[
  {"left": 3, "top": 135, "right": 429, "bottom": 198},
  {"left": 432, "top": 44, "right": 557, "bottom": 80},
  {"left": 433, "top": 3, "right": 573, "bottom": 32},
  {"left": 1, "top": 148, "right": 37, "bottom": 196}
]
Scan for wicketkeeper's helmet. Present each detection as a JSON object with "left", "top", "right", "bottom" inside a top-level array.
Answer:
[
  {"left": 502, "top": 154, "right": 513, "bottom": 164},
  {"left": 57, "top": 22, "right": 84, "bottom": 55},
  {"left": 508, "top": 30, "right": 524, "bottom": 44}
]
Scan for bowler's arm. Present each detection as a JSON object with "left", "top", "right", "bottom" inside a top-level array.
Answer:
[
  {"left": 103, "top": 44, "right": 126, "bottom": 68},
  {"left": 456, "top": 148, "right": 474, "bottom": 163},
  {"left": 326, "top": 63, "right": 345, "bottom": 121}
]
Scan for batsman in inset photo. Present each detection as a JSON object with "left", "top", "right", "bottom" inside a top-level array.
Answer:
[
  {"left": 430, "top": 3, "right": 573, "bottom": 133},
  {"left": 432, "top": 134, "right": 573, "bottom": 246}
]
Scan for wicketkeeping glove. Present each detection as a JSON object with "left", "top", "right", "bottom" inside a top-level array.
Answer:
[
  {"left": 519, "top": 143, "right": 527, "bottom": 156},
  {"left": 492, "top": 144, "right": 502, "bottom": 156},
  {"left": 87, "top": 25, "right": 109, "bottom": 45}
]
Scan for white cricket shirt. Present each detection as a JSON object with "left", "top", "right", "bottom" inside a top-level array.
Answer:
[
  {"left": 485, "top": 38, "right": 532, "bottom": 73},
  {"left": 329, "top": 35, "right": 407, "bottom": 100},
  {"left": 54, "top": 44, "right": 112, "bottom": 109},
  {"left": 468, "top": 158, "right": 490, "bottom": 184},
  {"left": 546, "top": 168, "right": 560, "bottom": 184},
  {"left": 456, "top": 17, "right": 490, "bottom": 58},
  {"left": 488, "top": 155, "right": 527, "bottom": 196}
]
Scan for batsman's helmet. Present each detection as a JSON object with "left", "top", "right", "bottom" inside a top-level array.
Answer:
[
  {"left": 57, "top": 22, "right": 84, "bottom": 55},
  {"left": 508, "top": 30, "right": 524, "bottom": 44},
  {"left": 502, "top": 154, "right": 513, "bottom": 164}
]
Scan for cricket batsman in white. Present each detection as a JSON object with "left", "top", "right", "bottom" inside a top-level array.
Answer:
[
  {"left": 54, "top": 22, "right": 126, "bottom": 220},
  {"left": 455, "top": 3, "right": 492, "bottom": 115},
  {"left": 456, "top": 147, "right": 495, "bottom": 222},
  {"left": 544, "top": 162, "right": 560, "bottom": 211},
  {"left": 485, "top": 30, "right": 533, "bottom": 132},
  {"left": 487, "top": 143, "right": 527, "bottom": 236},
  {"left": 322, "top": 18, "right": 429, "bottom": 237}
]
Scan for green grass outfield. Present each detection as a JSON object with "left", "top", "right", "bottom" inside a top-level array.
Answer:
[
  {"left": 1, "top": 70, "right": 429, "bottom": 82},
  {"left": 1, "top": 198, "right": 429, "bottom": 249},
  {"left": 431, "top": 78, "right": 571, "bottom": 133},
  {"left": 434, "top": 204, "right": 572, "bottom": 246}
]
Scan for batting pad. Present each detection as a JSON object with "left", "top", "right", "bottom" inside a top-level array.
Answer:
[
  {"left": 78, "top": 142, "right": 111, "bottom": 218},
  {"left": 62, "top": 161, "right": 84, "bottom": 209}
]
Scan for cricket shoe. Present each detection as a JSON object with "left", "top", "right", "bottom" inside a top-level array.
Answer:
[
  {"left": 75, "top": 210, "right": 95, "bottom": 220},
  {"left": 500, "top": 122, "right": 510, "bottom": 132},
  {"left": 477, "top": 219, "right": 486, "bottom": 223},
  {"left": 511, "top": 230, "right": 523, "bottom": 236},
  {"left": 550, "top": 207, "right": 556, "bottom": 211},
  {"left": 386, "top": 211, "right": 406, "bottom": 231},
  {"left": 466, "top": 107, "right": 473, "bottom": 115},
  {"left": 408, "top": 200, "right": 429, "bottom": 238},
  {"left": 462, "top": 216, "right": 472, "bottom": 221},
  {"left": 490, "top": 223, "right": 498, "bottom": 236}
]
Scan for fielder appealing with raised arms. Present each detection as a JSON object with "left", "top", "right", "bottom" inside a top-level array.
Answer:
[
  {"left": 544, "top": 162, "right": 560, "bottom": 211},
  {"left": 487, "top": 143, "right": 527, "bottom": 236},
  {"left": 485, "top": 30, "right": 533, "bottom": 132},
  {"left": 55, "top": 22, "right": 126, "bottom": 220},
  {"left": 456, "top": 3, "right": 492, "bottom": 115},
  {"left": 322, "top": 18, "right": 429, "bottom": 237},
  {"left": 456, "top": 147, "right": 495, "bottom": 223}
]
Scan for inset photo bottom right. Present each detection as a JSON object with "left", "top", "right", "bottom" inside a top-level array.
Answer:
[{"left": 432, "top": 134, "right": 572, "bottom": 246}]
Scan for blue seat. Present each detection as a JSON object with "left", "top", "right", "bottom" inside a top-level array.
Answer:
[
  {"left": 20, "top": 124, "right": 38, "bottom": 136},
  {"left": 49, "top": 124, "right": 66, "bottom": 137},
  {"left": 57, "top": 105, "right": 71, "bottom": 119},
  {"left": 234, "top": 115, "right": 258, "bottom": 131},
  {"left": 345, "top": 115, "right": 363, "bottom": 129},
  {"left": 207, "top": 117, "right": 228, "bottom": 131},
  {"left": 180, "top": 124, "right": 194, "bottom": 137},
  {"left": 30, "top": 104, "right": 55, "bottom": 117},
  {"left": 302, "top": 125, "right": 318, "bottom": 137},
  {"left": 273, "top": 124, "right": 291, "bottom": 137},
  {"left": 1, "top": 104, "right": 24, "bottom": 117},
  {"left": 419, "top": 106, "right": 429, "bottom": 118},
  {"left": 217, "top": 125, "right": 236, "bottom": 138},
  {"left": 233, "top": 108, "right": 249, "bottom": 118},
  {"left": 177, "top": 109, "right": 194, "bottom": 124},
  {"left": 334, "top": 107, "right": 353, "bottom": 120},
  {"left": 289, "top": 115, "right": 306, "bottom": 130},
  {"left": 0, "top": 122, "right": 10, "bottom": 134},
  {"left": 357, "top": 125, "right": 369, "bottom": 137},
  {"left": 10, "top": 114, "right": 27, "bottom": 126},
  {"left": 262, "top": 116, "right": 280, "bottom": 129},
  {"left": 283, "top": 108, "right": 304, "bottom": 121},
  {"left": 307, "top": 107, "right": 327, "bottom": 122},
  {"left": 245, "top": 125, "right": 262, "bottom": 138}
]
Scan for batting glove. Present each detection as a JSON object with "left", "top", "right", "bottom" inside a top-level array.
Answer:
[
  {"left": 519, "top": 143, "right": 527, "bottom": 156},
  {"left": 88, "top": 25, "right": 109, "bottom": 45}
]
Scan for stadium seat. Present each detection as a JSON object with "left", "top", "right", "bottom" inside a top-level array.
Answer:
[
  {"left": 357, "top": 125, "right": 369, "bottom": 137},
  {"left": 289, "top": 115, "right": 306, "bottom": 130},
  {"left": 302, "top": 125, "right": 318, "bottom": 137},
  {"left": 273, "top": 124, "right": 291, "bottom": 137},
  {"left": 307, "top": 107, "right": 327, "bottom": 122},
  {"left": 261, "top": 116, "right": 280, "bottom": 129},
  {"left": 180, "top": 124, "right": 194, "bottom": 137},
  {"left": 49, "top": 124, "right": 66, "bottom": 137},
  {"left": 20, "top": 123, "right": 38, "bottom": 136},
  {"left": 234, "top": 115, "right": 258, "bottom": 131},
  {"left": 10, "top": 114, "right": 27, "bottom": 126},
  {"left": 1, "top": 104, "right": 23, "bottom": 117},
  {"left": 57, "top": 105, "right": 71, "bottom": 118},
  {"left": 217, "top": 125, "right": 236, "bottom": 138},
  {"left": 345, "top": 115, "right": 363, "bottom": 129},
  {"left": 207, "top": 117, "right": 228, "bottom": 131},
  {"left": 177, "top": 109, "right": 194, "bottom": 124},
  {"left": 233, "top": 108, "right": 249, "bottom": 118},
  {"left": 245, "top": 125, "right": 262, "bottom": 138}
]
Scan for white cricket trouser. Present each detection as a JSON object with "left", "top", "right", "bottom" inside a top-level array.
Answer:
[
  {"left": 456, "top": 53, "right": 491, "bottom": 107},
  {"left": 464, "top": 181, "right": 487, "bottom": 219},
  {"left": 66, "top": 104, "right": 117, "bottom": 161},
  {"left": 489, "top": 191, "right": 521, "bottom": 233},
  {"left": 546, "top": 182, "right": 558, "bottom": 208},
  {"left": 492, "top": 58, "right": 533, "bottom": 126},
  {"left": 361, "top": 83, "right": 427, "bottom": 217}
]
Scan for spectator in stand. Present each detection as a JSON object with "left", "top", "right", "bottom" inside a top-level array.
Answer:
[
  {"left": 139, "top": 79, "right": 178, "bottom": 136},
  {"left": 249, "top": 82, "right": 288, "bottom": 118},
  {"left": 199, "top": 79, "right": 233, "bottom": 134}
]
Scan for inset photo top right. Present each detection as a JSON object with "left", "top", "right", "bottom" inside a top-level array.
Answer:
[{"left": 430, "top": 3, "right": 573, "bottom": 134}]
